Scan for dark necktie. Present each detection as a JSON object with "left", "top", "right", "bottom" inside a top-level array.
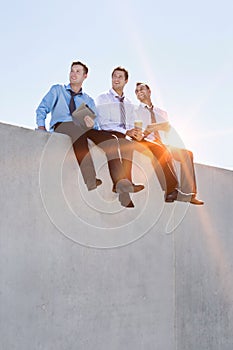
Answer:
[
  {"left": 69, "top": 90, "right": 81, "bottom": 115},
  {"left": 116, "top": 96, "right": 126, "bottom": 129},
  {"left": 146, "top": 105, "right": 161, "bottom": 140}
]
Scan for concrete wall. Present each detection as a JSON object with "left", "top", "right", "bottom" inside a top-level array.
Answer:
[{"left": 0, "top": 122, "right": 232, "bottom": 350}]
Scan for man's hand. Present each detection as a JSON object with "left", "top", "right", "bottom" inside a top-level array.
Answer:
[
  {"left": 38, "top": 126, "right": 47, "bottom": 131},
  {"left": 126, "top": 128, "right": 143, "bottom": 141},
  {"left": 84, "top": 115, "right": 94, "bottom": 128}
]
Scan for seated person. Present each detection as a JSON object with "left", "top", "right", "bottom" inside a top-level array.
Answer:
[
  {"left": 36, "top": 61, "right": 137, "bottom": 208},
  {"left": 134, "top": 82, "right": 204, "bottom": 205}
]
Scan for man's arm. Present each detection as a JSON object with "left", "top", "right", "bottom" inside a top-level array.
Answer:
[
  {"left": 145, "top": 121, "right": 170, "bottom": 134},
  {"left": 36, "top": 85, "right": 58, "bottom": 131}
]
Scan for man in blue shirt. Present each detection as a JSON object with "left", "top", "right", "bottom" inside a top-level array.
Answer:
[{"left": 36, "top": 61, "right": 136, "bottom": 208}]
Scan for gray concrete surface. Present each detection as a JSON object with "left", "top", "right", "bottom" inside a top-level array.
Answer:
[{"left": 0, "top": 122, "right": 232, "bottom": 350}]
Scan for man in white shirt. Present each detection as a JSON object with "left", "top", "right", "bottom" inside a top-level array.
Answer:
[
  {"left": 96, "top": 66, "right": 144, "bottom": 194},
  {"left": 96, "top": 67, "right": 179, "bottom": 201},
  {"left": 135, "top": 82, "right": 204, "bottom": 205}
]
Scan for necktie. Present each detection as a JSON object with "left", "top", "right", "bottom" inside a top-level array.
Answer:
[
  {"left": 116, "top": 96, "right": 126, "bottom": 129},
  {"left": 146, "top": 105, "right": 161, "bottom": 140},
  {"left": 69, "top": 90, "right": 80, "bottom": 115}
]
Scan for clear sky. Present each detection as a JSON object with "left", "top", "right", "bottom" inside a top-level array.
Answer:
[{"left": 0, "top": 0, "right": 232, "bottom": 170}]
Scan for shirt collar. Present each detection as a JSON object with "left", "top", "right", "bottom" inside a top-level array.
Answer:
[
  {"left": 110, "top": 88, "right": 125, "bottom": 99},
  {"left": 140, "top": 102, "right": 152, "bottom": 109},
  {"left": 65, "top": 84, "right": 83, "bottom": 95},
  {"left": 140, "top": 102, "right": 149, "bottom": 108}
]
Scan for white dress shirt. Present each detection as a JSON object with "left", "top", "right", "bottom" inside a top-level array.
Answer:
[
  {"left": 135, "top": 103, "right": 170, "bottom": 143},
  {"left": 96, "top": 89, "right": 136, "bottom": 134}
]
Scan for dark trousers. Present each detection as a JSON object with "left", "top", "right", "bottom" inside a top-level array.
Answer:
[
  {"left": 54, "top": 122, "right": 126, "bottom": 188},
  {"left": 136, "top": 139, "right": 178, "bottom": 194},
  {"left": 105, "top": 131, "right": 178, "bottom": 194},
  {"left": 103, "top": 131, "right": 134, "bottom": 182},
  {"left": 166, "top": 146, "right": 197, "bottom": 194}
]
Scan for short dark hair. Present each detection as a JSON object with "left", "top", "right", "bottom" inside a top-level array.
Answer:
[
  {"left": 112, "top": 66, "right": 129, "bottom": 80},
  {"left": 71, "top": 61, "right": 88, "bottom": 74},
  {"left": 135, "top": 82, "right": 150, "bottom": 90}
]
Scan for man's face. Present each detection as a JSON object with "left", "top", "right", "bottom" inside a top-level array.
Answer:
[
  {"left": 135, "top": 84, "right": 151, "bottom": 102},
  {"left": 112, "top": 70, "right": 128, "bottom": 91},
  {"left": 69, "top": 64, "right": 87, "bottom": 85}
]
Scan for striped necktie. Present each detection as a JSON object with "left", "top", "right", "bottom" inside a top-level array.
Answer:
[
  {"left": 116, "top": 96, "right": 126, "bottom": 129},
  {"left": 146, "top": 105, "right": 161, "bottom": 140}
]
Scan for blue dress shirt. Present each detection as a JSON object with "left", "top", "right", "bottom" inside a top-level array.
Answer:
[{"left": 36, "top": 84, "right": 99, "bottom": 131}]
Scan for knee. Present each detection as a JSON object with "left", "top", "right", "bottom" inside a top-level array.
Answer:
[
  {"left": 187, "top": 150, "right": 193, "bottom": 160},
  {"left": 103, "top": 138, "right": 120, "bottom": 157},
  {"left": 119, "top": 139, "right": 133, "bottom": 154}
]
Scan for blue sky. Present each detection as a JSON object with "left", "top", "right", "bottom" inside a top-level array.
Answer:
[{"left": 0, "top": 0, "right": 232, "bottom": 170}]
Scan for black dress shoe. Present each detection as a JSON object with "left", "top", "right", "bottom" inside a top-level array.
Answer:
[
  {"left": 112, "top": 182, "right": 144, "bottom": 193},
  {"left": 165, "top": 189, "right": 178, "bottom": 203}
]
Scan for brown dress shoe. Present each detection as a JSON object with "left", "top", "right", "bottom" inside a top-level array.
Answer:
[
  {"left": 115, "top": 179, "right": 135, "bottom": 208},
  {"left": 87, "top": 178, "right": 102, "bottom": 191},
  {"left": 165, "top": 190, "right": 178, "bottom": 203},
  {"left": 190, "top": 196, "right": 204, "bottom": 205},
  {"left": 119, "top": 193, "right": 135, "bottom": 208},
  {"left": 112, "top": 183, "right": 144, "bottom": 193}
]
